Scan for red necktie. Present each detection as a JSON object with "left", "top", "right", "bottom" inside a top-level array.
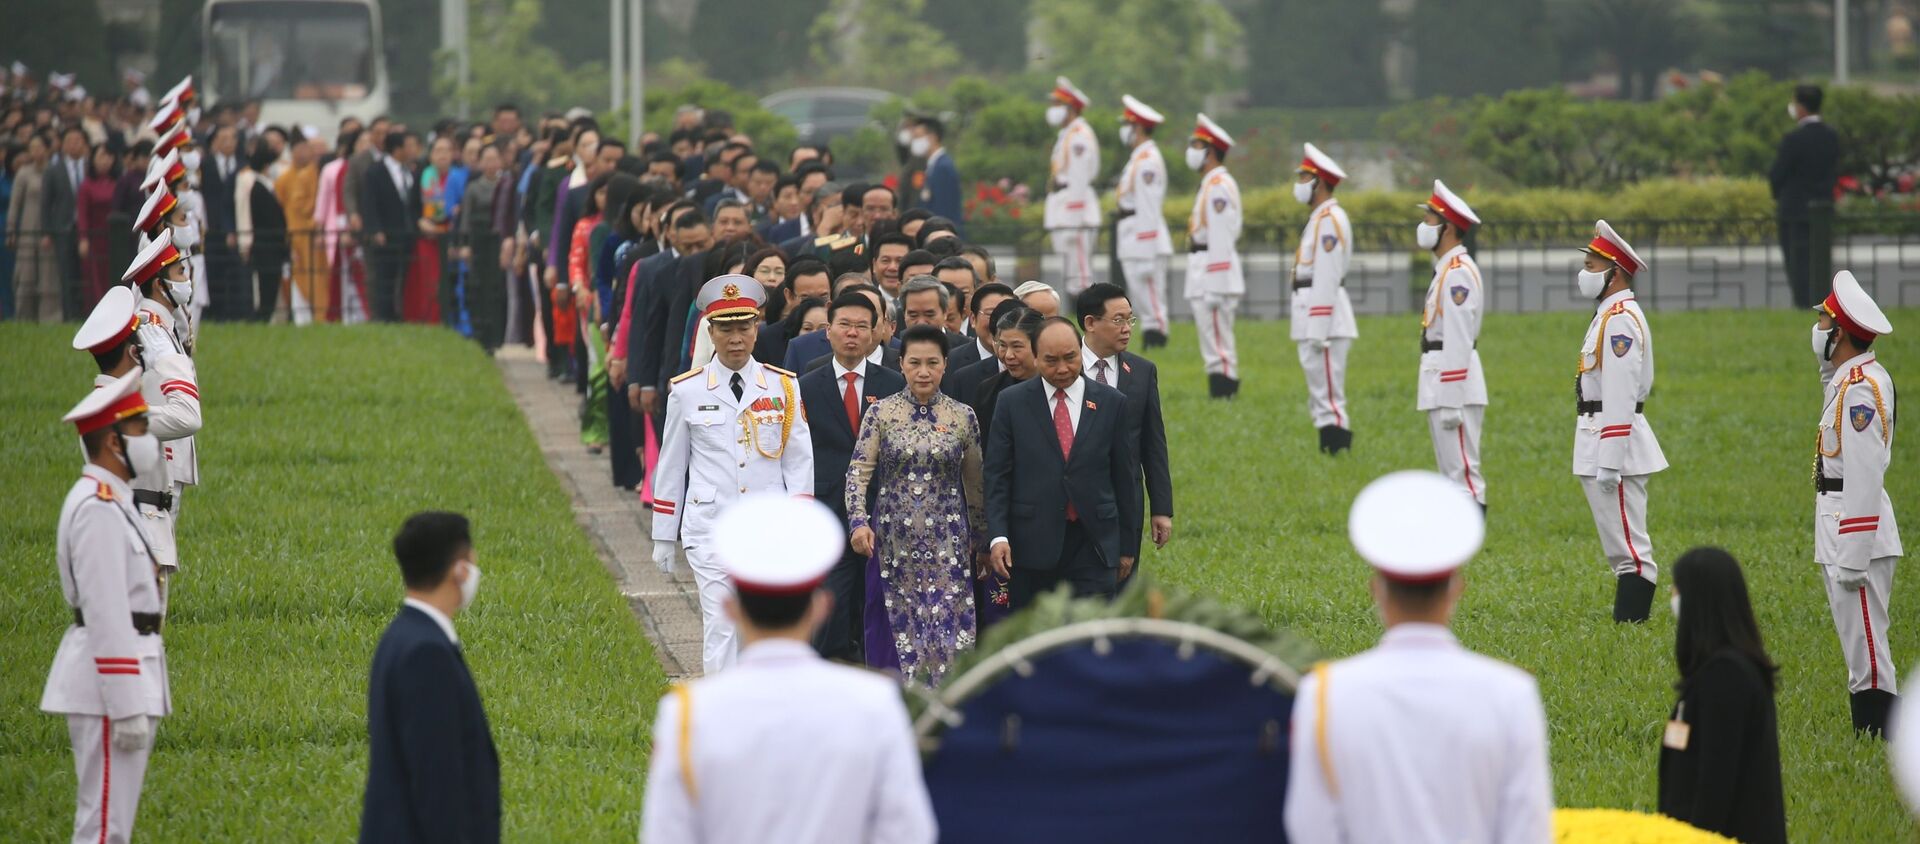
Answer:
[
  {"left": 1054, "top": 388, "right": 1077, "bottom": 521},
  {"left": 842, "top": 372, "right": 861, "bottom": 434}
]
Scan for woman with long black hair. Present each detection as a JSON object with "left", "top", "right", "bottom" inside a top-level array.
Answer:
[{"left": 1658, "top": 546, "right": 1787, "bottom": 844}]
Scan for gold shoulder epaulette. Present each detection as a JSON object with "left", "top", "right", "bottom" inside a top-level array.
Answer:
[
  {"left": 94, "top": 481, "right": 114, "bottom": 502},
  {"left": 763, "top": 363, "right": 795, "bottom": 379},
  {"left": 671, "top": 367, "right": 702, "bottom": 385}
]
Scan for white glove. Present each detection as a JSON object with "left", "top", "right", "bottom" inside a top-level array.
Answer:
[
  {"left": 112, "top": 714, "right": 153, "bottom": 752},
  {"left": 1831, "top": 565, "right": 1871, "bottom": 591},
  {"left": 1308, "top": 337, "right": 1330, "bottom": 352},
  {"left": 1595, "top": 467, "right": 1621, "bottom": 494},
  {"left": 1436, "top": 407, "right": 1464, "bottom": 431},
  {"left": 651, "top": 541, "right": 677, "bottom": 574}
]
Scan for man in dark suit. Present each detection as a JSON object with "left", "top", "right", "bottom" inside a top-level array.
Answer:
[
  {"left": 1769, "top": 83, "right": 1841, "bottom": 309},
  {"left": 200, "top": 126, "right": 247, "bottom": 319},
  {"left": 43, "top": 126, "right": 87, "bottom": 319},
  {"left": 799, "top": 293, "right": 904, "bottom": 660},
  {"left": 753, "top": 257, "right": 831, "bottom": 365},
  {"left": 945, "top": 293, "right": 1021, "bottom": 405},
  {"left": 791, "top": 283, "right": 897, "bottom": 373},
  {"left": 625, "top": 204, "right": 705, "bottom": 416},
  {"left": 944, "top": 282, "right": 1014, "bottom": 380},
  {"left": 1077, "top": 284, "right": 1173, "bottom": 585},
  {"left": 360, "top": 512, "right": 500, "bottom": 844},
  {"left": 985, "top": 317, "right": 1139, "bottom": 606},
  {"left": 362, "top": 131, "right": 424, "bottom": 322},
  {"left": 912, "top": 118, "right": 964, "bottom": 238}
]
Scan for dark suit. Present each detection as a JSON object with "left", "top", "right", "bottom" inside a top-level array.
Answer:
[
  {"left": 362, "top": 157, "right": 423, "bottom": 322},
  {"left": 1768, "top": 118, "right": 1840, "bottom": 308},
  {"left": 624, "top": 248, "right": 680, "bottom": 391},
  {"left": 359, "top": 605, "right": 500, "bottom": 844},
  {"left": 944, "top": 354, "right": 999, "bottom": 405},
  {"left": 944, "top": 328, "right": 970, "bottom": 350},
  {"left": 806, "top": 345, "right": 899, "bottom": 374},
  {"left": 1656, "top": 650, "right": 1786, "bottom": 844},
  {"left": 947, "top": 337, "right": 989, "bottom": 374},
  {"left": 783, "top": 328, "right": 831, "bottom": 372},
  {"left": 1105, "top": 352, "right": 1173, "bottom": 575},
  {"left": 201, "top": 153, "right": 245, "bottom": 319},
  {"left": 798, "top": 362, "right": 906, "bottom": 660},
  {"left": 649, "top": 251, "right": 709, "bottom": 382},
  {"left": 985, "top": 376, "right": 1138, "bottom": 606},
  {"left": 921, "top": 151, "right": 964, "bottom": 237},
  {"left": 42, "top": 154, "right": 83, "bottom": 319},
  {"left": 761, "top": 216, "right": 802, "bottom": 244}
]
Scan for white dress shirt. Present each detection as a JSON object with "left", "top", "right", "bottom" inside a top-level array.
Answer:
[
  {"left": 1079, "top": 346, "right": 1120, "bottom": 387},
  {"left": 383, "top": 155, "right": 410, "bottom": 197},
  {"left": 402, "top": 596, "right": 459, "bottom": 645},
  {"left": 833, "top": 357, "right": 869, "bottom": 394},
  {"left": 1049, "top": 375, "right": 1085, "bottom": 431}
]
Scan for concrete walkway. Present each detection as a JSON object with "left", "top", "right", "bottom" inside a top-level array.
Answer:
[{"left": 495, "top": 346, "right": 702, "bottom": 679}]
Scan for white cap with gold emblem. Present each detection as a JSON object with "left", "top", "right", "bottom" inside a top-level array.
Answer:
[
  {"left": 1349, "top": 470, "right": 1484, "bottom": 583},
  {"left": 712, "top": 494, "right": 842, "bottom": 596}
]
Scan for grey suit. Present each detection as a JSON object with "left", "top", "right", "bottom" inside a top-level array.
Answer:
[{"left": 42, "top": 154, "right": 83, "bottom": 319}]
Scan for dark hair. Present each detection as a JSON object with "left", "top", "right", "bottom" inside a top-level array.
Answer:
[
  {"left": 897, "top": 207, "right": 933, "bottom": 228},
  {"left": 600, "top": 137, "right": 627, "bottom": 155},
  {"left": 1673, "top": 546, "right": 1778, "bottom": 692},
  {"left": 383, "top": 130, "right": 413, "bottom": 155},
  {"left": 781, "top": 295, "right": 828, "bottom": 340},
  {"left": 743, "top": 247, "right": 786, "bottom": 279},
  {"left": 874, "top": 232, "right": 915, "bottom": 254},
  {"left": 1030, "top": 314, "right": 1081, "bottom": 349},
  {"left": 971, "top": 282, "right": 1016, "bottom": 315},
  {"left": 392, "top": 511, "right": 472, "bottom": 589},
  {"left": 942, "top": 281, "right": 966, "bottom": 313},
  {"left": 917, "top": 216, "right": 957, "bottom": 241},
  {"left": 247, "top": 142, "right": 277, "bottom": 173},
  {"left": 750, "top": 160, "right": 778, "bottom": 178},
  {"left": 128, "top": 139, "right": 155, "bottom": 159},
  {"left": 1382, "top": 577, "right": 1453, "bottom": 611},
  {"left": 337, "top": 128, "right": 363, "bottom": 155},
  {"left": 992, "top": 302, "right": 1039, "bottom": 337},
  {"left": 1794, "top": 84, "right": 1823, "bottom": 114},
  {"left": 673, "top": 210, "right": 709, "bottom": 231},
  {"left": 795, "top": 161, "right": 831, "bottom": 182},
  {"left": 932, "top": 256, "right": 979, "bottom": 284},
  {"left": 648, "top": 150, "right": 679, "bottom": 168},
  {"left": 827, "top": 248, "right": 869, "bottom": 279},
  {"left": 963, "top": 246, "right": 999, "bottom": 280},
  {"left": 584, "top": 172, "right": 614, "bottom": 215},
  {"left": 1076, "top": 282, "right": 1128, "bottom": 322},
  {"left": 840, "top": 182, "right": 868, "bottom": 208},
  {"left": 829, "top": 291, "right": 879, "bottom": 325},
  {"left": 899, "top": 324, "right": 950, "bottom": 360},
  {"left": 736, "top": 590, "right": 811, "bottom": 628},
  {"left": 861, "top": 184, "right": 896, "bottom": 207},
  {"left": 494, "top": 103, "right": 521, "bottom": 116},
  {"left": 773, "top": 173, "right": 800, "bottom": 195},
  {"left": 923, "top": 236, "right": 961, "bottom": 259},
  {"left": 900, "top": 249, "right": 938, "bottom": 273},
  {"left": 787, "top": 257, "right": 829, "bottom": 285}
]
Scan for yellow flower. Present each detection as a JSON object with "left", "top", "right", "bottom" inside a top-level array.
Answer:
[{"left": 1553, "top": 808, "right": 1738, "bottom": 844}]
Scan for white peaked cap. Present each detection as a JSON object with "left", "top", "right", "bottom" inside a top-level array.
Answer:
[
  {"left": 712, "top": 495, "right": 843, "bottom": 596},
  {"left": 1349, "top": 471, "right": 1483, "bottom": 582}
]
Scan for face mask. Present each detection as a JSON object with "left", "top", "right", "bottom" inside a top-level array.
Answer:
[
  {"left": 1812, "top": 323, "right": 1834, "bottom": 361},
  {"left": 1118, "top": 124, "right": 1135, "bottom": 146},
  {"left": 458, "top": 560, "right": 481, "bottom": 611},
  {"left": 123, "top": 431, "right": 163, "bottom": 480},
  {"left": 1670, "top": 593, "right": 1680, "bottom": 619},
  {"left": 909, "top": 136, "right": 930, "bottom": 157},
  {"left": 1292, "top": 180, "right": 1313, "bottom": 204},
  {"left": 1787, "top": 102, "right": 1798, "bottom": 121},
  {"left": 1576, "top": 269, "right": 1609, "bottom": 299},
  {"left": 180, "top": 149, "right": 202, "bottom": 170},
  {"left": 1416, "top": 222, "right": 1441, "bottom": 250},
  {"left": 1184, "top": 147, "right": 1205, "bottom": 171},
  {"left": 170, "top": 222, "right": 199, "bottom": 251},
  {"left": 895, "top": 128, "right": 912, "bottom": 147},
  {"left": 167, "top": 278, "right": 194, "bottom": 308},
  {"left": 1045, "top": 105, "right": 1068, "bottom": 128}
]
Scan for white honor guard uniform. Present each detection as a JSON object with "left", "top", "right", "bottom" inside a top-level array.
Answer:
[
  {"left": 1417, "top": 181, "right": 1489, "bottom": 505},
  {"left": 142, "top": 150, "right": 203, "bottom": 352},
  {"left": 1812, "top": 271, "right": 1902, "bottom": 733},
  {"left": 642, "top": 496, "right": 937, "bottom": 844},
  {"left": 1113, "top": 95, "right": 1173, "bottom": 341},
  {"left": 76, "top": 285, "right": 201, "bottom": 576},
  {"left": 1573, "top": 221, "right": 1667, "bottom": 622},
  {"left": 43, "top": 372, "right": 172, "bottom": 844},
  {"left": 126, "top": 230, "right": 202, "bottom": 491},
  {"left": 1291, "top": 143, "right": 1359, "bottom": 451},
  {"left": 1286, "top": 471, "right": 1553, "bottom": 844},
  {"left": 651, "top": 275, "right": 815, "bottom": 674},
  {"left": 1042, "top": 77, "right": 1101, "bottom": 296},
  {"left": 1186, "top": 114, "right": 1244, "bottom": 399}
]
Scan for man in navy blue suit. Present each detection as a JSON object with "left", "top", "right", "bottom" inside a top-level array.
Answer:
[
  {"left": 910, "top": 118, "right": 964, "bottom": 238},
  {"left": 360, "top": 512, "right": 499, "bottom": 844},
  {"left": 798, "top": 293, "right": 905, "bottom": 660},
  {"left": 985, "top": 317, "right": 1139, "bottom": 606}
]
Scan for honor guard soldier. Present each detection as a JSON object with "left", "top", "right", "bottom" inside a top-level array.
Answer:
[
  {"left": 125, "top": 230, "right": 202, "bottom": 497},
  {"left": 642, "top": 495, "right": 936, "bottom": 843},
  {"left": 43, "top": 370, "right": 173, "bottom": 844},
  {"left": 1416, "top": 181, "right": 1488, "bottom": 506},
  {"left": 131, "top": 183, "right": 199, "bottom": 354},
  {"left": 1043, "top": 76, "right": 1101, "bottom": 297},
  {"left": 141, "top": 151, "right": 203, "bottom": 350},
  {"left": 1113, "top": 95, "right": 1173, "bottom": 348},
  {"left": 1185, "top": 114, "right": 1244, "bottom": 399},
  {"left": 1811, "top": 270, "right": 1901, "bottom": 736},
  {"left": 652, "top": 275, "right": 815, "bottom": 674},
  {"left": 1292, "top": 143, "right": 1357, "bottom": 452},
  {"left": 1286, "top": 471, "right": 1552, "bottom": 842},
  {"left": 74, "top": 284, "right": 201, "bottom": 592},
  {"left": 1574, "top": 221, "right": 1667, "bottom": 623}
]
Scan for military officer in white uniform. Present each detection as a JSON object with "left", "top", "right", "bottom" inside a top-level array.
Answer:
[
  {"left": 75, "top": 282, "right": 201, "bottom": 587},
  {"left": 1291, "top": 143, "right": 1358, "bottom": 453},
  {"left": 1184, "top": 114, "right": 1243, "bottom": 400},
  {"left": 1416, "top": 180, "right": 1488, "bottom": 507},
  {"left": 642, "top": 495, "right": 937, "bottom": 843},
  {"left": 652, "top": 275, "right": 815, "bottom": 674},
  {"left": 125, "top": 229, "right": 202, "bottom": 497},
  {"left": 1042, "top": 76, "right": 1100, "bottom": 297},
  {"left": 1286, "top": 471, "right": 1552, "bottom": 843},
  {"left": 43, "top": 371, "right": 174, "bottom": 844},
  {"left": 1113, "top": 94, "right": 1173, "bottom": 348},
  {"left": 1811, "top": 270, "right": 1901, "bottom": 736},
  {"left": 140, "top": 151, "right": 203, "bottom": 352},
  {"left": 1573, "top": 220, "right": 1667, "bottom": 623}
]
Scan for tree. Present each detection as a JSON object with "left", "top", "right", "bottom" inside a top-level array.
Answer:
[
  {"left": 1411, "top": 0, "right": 1559, "bottom": 99},
  {"left": 1693, "top": 0, "right": 1824, "bottom": 79},
  {"left": 692, "top": 0, "right": 831, "bottom": 87},
  {"left": 922, "top": 0, "right": 1032, "bottom": 74},
  {"left": 809, "top": 0, "right": 963, "bottom": 87},
  {"left": 442, "top": 0, "right": 607, "bottom": 120},
  {"left": 0, "top": 0, "right": 110, "bottom": 92},
  {"left": 1244, "top": 0, "right": 1387, "bottom": 107},
  {"left": 1558, "top": 0, "right": 1700, "bottom": 101},
  {"left": 1028, "top": 0, "right": 1241, "bottom": 118}
]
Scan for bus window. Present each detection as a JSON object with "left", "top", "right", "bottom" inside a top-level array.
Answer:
[{"left": 207, "top": 2, "right": 374, "bottom": 102}]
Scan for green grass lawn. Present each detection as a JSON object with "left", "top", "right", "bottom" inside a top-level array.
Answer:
[{"left": 0, "top": 323, "right": 665, "bottom": 840}]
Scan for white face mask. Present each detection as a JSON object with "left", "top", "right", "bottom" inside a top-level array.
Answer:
[
  {"left": 180, "top": 149, "right": 202, "bottom": 171},
  {"left": 1045, "top": 105, "right": 1068, "bottom": 128},
  {"left": 167, "top": 278, "right": 194, "bottom": 308},
  {"left": 1416, "top": 222, "right": 1442, "bottom": 250},
  {"left": 909, "top": 136, "right": 930, "bottom": 157},
  {"left": 1576, "top": 269, "right": 1609, "bottom": 299},
  {"left": 123, "top": 431, "right": 163, "bottom": 480},
  {"left": 170, "top": 222, "right": 199, "bottom": 251},
  {"left": 1292, "top": 180, "right": 1314, "bottom": 205},
  {"left": 1812, "top": 323, "right": 1833, "bottom": 361},
  {"left": 1184, "top": 146, "right": 1206, "bottom": 171},
  {"left": 1118, "top": 124, "right": 1135, "bottom": 146},
  {"left": 896, "top": 128, "right": 913, "bottom": 147},
  {"left": 1670, "top": 593, "right": 1680, "bottom": 619},
  {"left": 458, "top": 560, "right": 481, "bottom": 611}
]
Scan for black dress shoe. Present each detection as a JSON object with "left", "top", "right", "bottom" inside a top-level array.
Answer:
[
  {"left": 1612, "top": 574, "right": 1655, "bottom": 623},
  {"left": 1852, "top": 689, "right": 1896, "bottom": 738},
  {"left": 1142, "top": 329, "right": 1168, "bottom": 348}
]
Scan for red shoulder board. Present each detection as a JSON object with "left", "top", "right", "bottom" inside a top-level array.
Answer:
[{"left": 95, "top": 481, "right": 115, "bottom": 501}]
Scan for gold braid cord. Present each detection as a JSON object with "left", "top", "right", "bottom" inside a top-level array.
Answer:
[
  {"left": 739, "top": 374, "right": 798, "bottom": 460},
  {"left": 673, "top": 682, "right": 698, "bottom": 802},
  {"left": 1576, "top": 304, "right": 1645, "bottom": 375},
  {"left": 1816, "top": 369, "right": 1891, "bottom": 460}
]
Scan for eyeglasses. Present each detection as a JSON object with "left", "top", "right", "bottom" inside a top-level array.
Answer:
[{"left": 1104, "top": 315, "right": 1139, "bottom": 327}]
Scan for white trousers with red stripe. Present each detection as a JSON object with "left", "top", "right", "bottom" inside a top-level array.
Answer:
[
  {"left": 1120, "top": 257, "right": 1171, "bottom": 334},
  {"left": 1580, "top": 474, "right": 1657, "bottom": 584},
  {"left": 1428, "top": 406, "right": 1486, "bottom": 505},
  {"left": 1823, "top": 558, "right": 1899, "bottom": 694},
  {"left": 681, "top": 532, "right": 739, "bottom": 675},
  {"left": 65, "top": 714, "right": 153, "bottom": 844},
  {"left": 1191, "top": 293, "right": 1240, "bottom": 378},
  {"left": 1052, "top": 228, "right": 1098, "bottom": 295},
  {"left": 1297, "top": 340, "right": 1352, "bottom": 428}
]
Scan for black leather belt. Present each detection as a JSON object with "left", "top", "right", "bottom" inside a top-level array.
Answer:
[
  {"left": 1292, "top": 280, "right": 1311, "bottom": 290},
  {"left": 1421, "top": 339, "right": 1478, "bottom": 353},
  {"left": 1577, "top": 400, "right": 1645, "bottom": 415},
  {"left": 1115, "top": 208, "right": 1136, "bottom": 220},
  {"left": 73, "top": 608, "right": 162, "bottom": 635},
  {"left": 1188, "top": 242, "right": 1207, "bottom": 254},
  {"left": 134, "top": 489, "right": 174, "bottom": 511},
  {"left": 1817, "top": 476, "right": 1843, "bottom": 493}
]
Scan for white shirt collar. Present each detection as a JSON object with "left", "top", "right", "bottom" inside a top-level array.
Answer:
[
  {"left": 738, "top": 637, "right": 820, "bottom": 666},
  {"left": 865, "top": 344, "right": 885, "bottom": 365},
  {"left": 1432, "top": 244, "right": 1468, "bottom": 270},
  {"left": 1049, "top": 375, "right": 1086, "bottom": 406},
  {"left": 1798, "top": 114, "right": 1823, "bottom": 126},
  {"left": 1080, "top": 344, "right": 1119, "bottom": 380},
  {"left": 976, "top": 338, "right": 994, "bottom": 362},
  {"left": 832, "top": 356, "right": 868, "bottom": 382},
  {"left": 1596, "top": 288, "right": 1636, "bottom": 312},
  {"left": 1379, "top": 622, "right": 1457, "bottom": 650},
  {"left": 403, "top": 597, "right": 459, "bottom": 645}
]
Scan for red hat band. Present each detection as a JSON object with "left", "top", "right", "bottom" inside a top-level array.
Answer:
[
  {"left": 1823, "top": 292, "right": 1875, "bottom": 342},
  {"left": 733, "top": 573, "right": 828, "bottom": 596},
  {"left": 87, "top": 315, "right": 139, "bottom": 355},
  {"left": 1299, "top": 157, "right": 1340, "bottom": 186},
  {"left": 1586, "top": 235, "right": 1640, "bottom": 275},
  {"left": 1430, "top": 193, "right": 1473, "bottom": 231},
  {"left": 1193, "top": 127, "right": 1228, "bottom": 152},
  {"left": 75, "top": 392, "right": 148, "bottom": 435},
  {"left": 137, "top": 194, "right": 178, "bottom": 234}
]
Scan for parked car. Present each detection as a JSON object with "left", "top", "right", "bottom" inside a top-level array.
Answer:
[{"left": 760, "top": 87, "right": 892, "bottom": 145}]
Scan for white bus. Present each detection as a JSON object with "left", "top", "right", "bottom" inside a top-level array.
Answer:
[{"left": 201, "top": 0, "right": 389, "bottom": 138}]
